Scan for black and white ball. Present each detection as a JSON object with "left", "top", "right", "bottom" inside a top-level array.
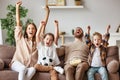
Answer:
[{"left": 40, "top": 56, "right": 54, "bottom": 66}]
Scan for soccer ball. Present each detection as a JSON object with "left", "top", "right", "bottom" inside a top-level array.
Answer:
[{"left": 40, "top": 56, "right": 54, "bottom": 66}]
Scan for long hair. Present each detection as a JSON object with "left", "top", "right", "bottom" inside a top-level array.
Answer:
[{"left": 24, "top": 23, "right": 37, "bottom": 42}]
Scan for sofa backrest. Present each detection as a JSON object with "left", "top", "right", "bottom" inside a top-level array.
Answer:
[
  {"left": 0, "top": 44, "right": 65, "bottom": 68},
  {"left": 56, "top": 47, "right": 65, "bottom": 67},
  {"left": 0, "top": 45, "right": 16, "bottom": 68},
  {"left": 0, "top": 44, "right": 118, "bottom": 69}
]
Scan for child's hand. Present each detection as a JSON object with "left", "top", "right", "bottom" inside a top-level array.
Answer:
[
  {"left": 107, "top": 25, "right": 110, "bottom": 33},
  {"left": 41, "top": 21, "right": 46, "bottom": 26},
  {"left": 103, "top": 25, "right": 111, "bottom": 40},
  {"left": 54, "top": 20, "right": 58, "bottom": 24},
  {"left": 16, "top": 1, "right": 22, "bottom": 7},
  {"left": 87, "top": 26, "right": 91, "bottom": 33},
  {"left": 54, "top": 20, "right": 58, "bottom": 23}
]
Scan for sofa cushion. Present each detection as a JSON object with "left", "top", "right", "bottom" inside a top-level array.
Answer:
[
  {"left": 0, "top": 45, "right": 16, "bottom": 68},
  {"left": 0, "top": 58, "right": 4, "bottom": 70},
  {"left": 32, "top": 72, "right": 66, "bottom": 80},
  {"left": 0, "top": 69, "right": 18, "bottom": 80},
  {"left": 107, "top": 59, "right": 119, "bottom": 73}
]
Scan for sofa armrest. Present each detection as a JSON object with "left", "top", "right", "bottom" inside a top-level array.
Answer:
[
  {"left": 106, "top": 46, "right": 119, "bottom": 64},
  {"left": 106, "top": 46, "right": 119, "bottom": 73},
  {"left": 107, "top": 59, "right": 119, "bottom": 73},
  {"left": 0, "top": 45, "right": 16, "bottom": 68},
  {"left": 0, "top": 58, "right": 4, "bottom": 70}
]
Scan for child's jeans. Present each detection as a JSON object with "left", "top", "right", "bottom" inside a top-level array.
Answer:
[
  {"left": 11, "top": 61, "right": 36, "bottom": 80},
  {"left": 87, "top": 66, "right": 108, "bottom": 80}
]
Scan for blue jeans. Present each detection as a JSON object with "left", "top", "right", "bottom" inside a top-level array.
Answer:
[{"left": 87, "top": 67, "right": 108, "bottom": 80}]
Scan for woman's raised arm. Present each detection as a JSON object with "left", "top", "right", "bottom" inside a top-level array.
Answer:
[{"left": 16, "top": 1, "right": 22, "bottom": 26}]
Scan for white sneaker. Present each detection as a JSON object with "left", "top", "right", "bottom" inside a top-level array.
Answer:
[{"left": 54, "top": 66, "right": 64, "bottom": 74}]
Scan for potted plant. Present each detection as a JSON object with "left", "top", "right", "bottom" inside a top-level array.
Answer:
[
  {"left": 74, "top": 0, "right": 81, "bottom": 6},
  {"left": 1, "top": 4, "right": 33, "bottom": 46}
]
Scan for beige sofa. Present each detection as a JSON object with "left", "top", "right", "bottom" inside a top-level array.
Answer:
[{"left": 0, "top": 44, "right": 119, "bottom": 80}]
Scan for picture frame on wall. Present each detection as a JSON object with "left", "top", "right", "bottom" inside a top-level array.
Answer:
[
  {"left": 46, "top": 0, "right": 65, "bottom": 6},
  {"left": 46, "top": 0, "right": 57, "bottom": 6},
  {"left": 57, "top": 0, "right": 65, "bottom": 6}
]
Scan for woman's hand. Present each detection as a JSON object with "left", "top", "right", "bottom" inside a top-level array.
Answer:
[
  {"left": 16, "top": 1, "right": 22, "bottom": 7},
  {"left": 41, "top": 21, "right": 46, "bottom": 26},
  {"left": 16, "top": 1, "right": 22, "bottom": 26}
]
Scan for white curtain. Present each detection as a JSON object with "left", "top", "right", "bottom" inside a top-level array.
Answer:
[{"left": 0, "top": 20, "right": 3, "bottom": 44}]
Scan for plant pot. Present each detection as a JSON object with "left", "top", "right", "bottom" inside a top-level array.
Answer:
[{"left": 75, "top": 1, "right": 81, "bottom": 6}]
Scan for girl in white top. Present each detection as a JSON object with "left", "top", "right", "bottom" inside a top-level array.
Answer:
[{"left": 34, "top": 20, "right": 60, "bottom": 80}]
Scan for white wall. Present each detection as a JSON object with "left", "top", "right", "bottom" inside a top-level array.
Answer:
[
  {"left": 0, "top": 0, "right": 120, "bottom": 44},
  {"left": 0, "top": 20, "right": 3, "bottom": 44}
]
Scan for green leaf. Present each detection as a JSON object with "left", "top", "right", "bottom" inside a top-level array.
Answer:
[{"left": 7, "top": 4, "right": 15, "bottom": 12}]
